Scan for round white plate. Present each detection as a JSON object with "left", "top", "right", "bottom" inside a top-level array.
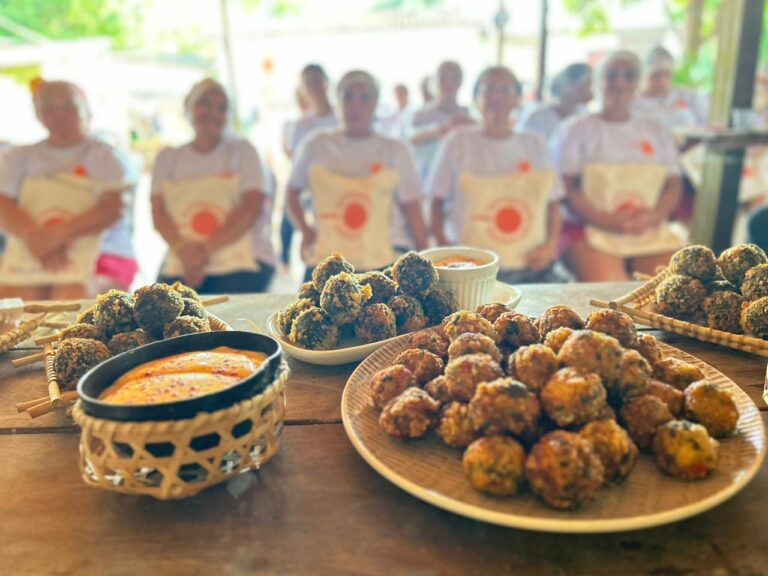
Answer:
[
  {"left": 341, "top": 340, "right": 766, "bottom": 533},
  {"left": 269, "top": 281, "right": 522, "bottom": 366}
]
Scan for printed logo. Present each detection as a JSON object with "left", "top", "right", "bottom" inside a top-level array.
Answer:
[
  {"left": 472, "top": 197, "right": 531, "bottom": 242},
  {"left": 318, "top": 192, "right": 372, "bottom": 239}
]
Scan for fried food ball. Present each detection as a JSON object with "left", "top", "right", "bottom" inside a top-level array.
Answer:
[
  {"left": 94, "top": 289, "right": 137, "bottom": 338},
  {"left": 444, "top": 353, "right": 505, "bottom": 402},
  {"left": 652, "top": 357, "right": 705, "bottom": 391},
  {"left": 181, "top": 298, "right": 207, "bottom": 321},
  {"left": 276, "top": 298, "right": 315, "bottom": 336},
  {"left": 740, "top": 296, "right": 768, "bottom": 338},
  {"left": 58, "top": 323, "right": 105, "bottom": 343},
  {"left": 424, "top": 375, "right": 453, "bottom": 404},
  {"left": 585, "top": 309, "right": 638, "bottom": 348},
  {"left": 354, "top": 303, "right": 397, "bottom": 343},
  {"left": 683, "top": 381, "right": 739, "bottom": 438},
  {"left": 525, "top": 431, "right": 605, "bottom": 509},
  {"left": 535, "top": 305, "right": 584, "bottom": 336},
  {"left": 319, "top": 272, "right": 372, "bottom": 324},
  {"left": 463, "top": 436, "right": 527, "bottom": 496},
  {"left": 107, "top": 329, "right": 152, "bottom": 355},
  {"left": 580, "top": 419, "right": 638, "bottom": 484},
  {"left": 382, "top": 266, "right": 394, "bottom": 280},
  {"left": 388, "top": 294, "right": 429, "bottom": 334},
  {"left": 133, "top": 284, "right": 184, "bottom": 338},
  {"left": 633, "top": 333, "right": 663, "bottom": 365},
  {"left": 718, "top": 243, "right": 768, "bottom": 288},
  {"left": 468, "top": 378, "right": 541, "bottom": 436},
  {"left": 436, "top": 402, "right": 478, "bottom": 448},
  {"left": 171, "top": 281, "right": 200, "bottom": 302},
  {"left": 447, "top": 333, "right": 501, "bottom": 363},
  {"left": 703, "top": 290, "right": 746, "bottom": 334},
  {"left": 493, "top": 312, "right": 540, "bottom": 350},
  {"left": 312, "top": 252, "right": 354, "bottom": 292},
  {"left": 392, "top": 348, "right": 444, "bottom": 385},
  {"left": 670, "top": 244, "right": 718, "bottom": 281},
  {"left": 297, "top": 280, "right": 321, "bottom": 305},
  {"left": 392, "top": 251, "right": 438, "bottom": 296},
  {"left": 379, "top": 387, "right": 440, "bottom": 439},
  {"left": 53, "top": 337, "right": 111, "bottom": 391},
  {"left": 441, "top": 311, "right": 498, "bottom": 343},
  {"left": 407, "top": 329, "right": 450, "bottom": 360},
  {"left": 706, "top": 279, "right": 738, "bottom": 296},
  {"left": 475, "top": 302, "right": 512, "bottom": 324},
  {"left": 611, "top": 350, "right": 651, "bottom": 404},
  {"left": 289, "top": 306, "right": 340, "bottom": 350},
  {"left": 542, "top": 326, "right": 574, "bottom": 354},
  {"left": 370, "top": 365, "right": 419, "bottom": 409},
  {"left": 163, "top": 315, "right": 210, "bottom": 339},
  {"left": 645, "top": 380, "right": 684, "bottom": 417},
  {"left": 741, "top": 263, "right": 768, "bottom": 300},
  {"left": 654, "top": 274, "right": 707, "bottom": 319},
  {"left": 421, "top": 288, "right": 458, "bottom": 326},
  {"left": 652, "top": 420, "right": 719, "bottom": 480},
  {"left": 76, "top": 305, "right": 96, "bottom": 325},
  {"left": 357, "top": 271, "right": 398, "bottom": 305},
  {"left": 557, "top": 330, "right": 623, "bottom": 385},
  {"left": 619, "top": 395, "right": 674, "bottom": 449},
  {"left": 540, "top": 367, "right": 607, "bottom": 427},
  {"left": 507, "top": 344, "right": 558, "bottom": 395}
]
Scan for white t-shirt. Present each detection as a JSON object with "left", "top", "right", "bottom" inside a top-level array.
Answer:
[
  {"left": 288, "top": 113, "right": 338, "bottom": 156},
  {"left": 426, "top": 125, "right": 563, "bottom": 243},
  {"left": 518, "top": 103, "right": 587, "bottom": 142},
  {"left": 151, "top": 137, "right": 275, "bottom": 266},
  {"left": 410, "top": 102, "right": 472, "bottom": 180},
  {"left": 0, "top": 138, "right": 135, "bottom": 259},
  {"left": 288, "top": 129, "right": 423, "bottom": 249},
  {"left": 633, "top": 88, "right": 706, "bottom": 128}
]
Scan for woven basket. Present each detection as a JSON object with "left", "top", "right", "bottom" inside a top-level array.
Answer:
[
  {"left": 72, "top": 361, "right": 288, "bottom": 500},
  {"left": 593, "top": 267, "right": 768, "bottom": 358}
]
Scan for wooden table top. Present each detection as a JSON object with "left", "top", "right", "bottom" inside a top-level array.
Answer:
[{"left": 2, "top": 283, "right": 767, "bottom": 575}]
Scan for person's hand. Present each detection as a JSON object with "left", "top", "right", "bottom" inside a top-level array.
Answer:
[
  {"left": 25, "top": 226, "right": 70, "bottom": 262},
  {"left": 177, "top": 241, "right": 209, "bottom": 272},
  {"left": 301, "top": 225, "right": 318, "bottom": 255},
  {"left": 525, "top": 242, "right": 557, "bottom": 271},
  {"left": 620, "top": 208, "right": 661, "bottom": 235},
  {"left": 40, "top": 247, "right": 71, "bottom": 271}
]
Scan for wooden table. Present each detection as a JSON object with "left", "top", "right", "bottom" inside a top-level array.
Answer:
[{"left": 2, "top": 284, "right": 767, "bottom": 575}]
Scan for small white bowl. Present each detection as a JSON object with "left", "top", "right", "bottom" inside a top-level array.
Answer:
[{"left": 420, "top": 247, "right": 500, "bottom": 312}]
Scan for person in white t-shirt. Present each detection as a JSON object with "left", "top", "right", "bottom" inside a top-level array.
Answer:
[
  {"left": 377, "top": 84, "right": 412, "bottom": 140},
  {"left": 551, "top": 51, "right": 683, "bottom": 281},
  {"left": 427, "top": 66, "right": 566, "bottom": 283},
  {"left": 0, "top": 80, "right": 135, "bottom": 300},
  {"left": 287, "top": 70, "right": 429, "bottom": 281},
  {"left": 410, "top": 61, "right": 475, "bottom": 179},
  {"left": 151, "top": 79, "right": 275, "bottom": 293},
  {"left": 518, "top": 63, "right": 593, "bottom": 142}
]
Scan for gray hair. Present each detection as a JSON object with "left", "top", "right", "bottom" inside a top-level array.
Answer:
[{"left": 337, "top": 70, "right": 380, "bottom": 102}]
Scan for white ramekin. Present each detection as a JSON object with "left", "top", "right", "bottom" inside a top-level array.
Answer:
[{"left": 420, "top": 246, "right": 500, "bottom": 312}]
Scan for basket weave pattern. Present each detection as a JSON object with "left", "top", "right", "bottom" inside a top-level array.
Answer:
[{"left": 72, "top": 362, "right": 289, "bottom": 500}]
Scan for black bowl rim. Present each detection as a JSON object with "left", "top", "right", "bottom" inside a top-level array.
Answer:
[{"left": 77, "top": 331, "right": 282, "bottom": 423}]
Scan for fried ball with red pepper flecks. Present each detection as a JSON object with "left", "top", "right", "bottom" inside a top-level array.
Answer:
[
  {"left": 557, "top": 330, "right": 623, "bottom": 385},
  {"left": 354, "top": 303, "right": 397, "bottom": 343},
  {"left": 436, "top": 402, "right": 479, "bottom": 448},
  {"left": 388, "top": 294, "right": 429, "bottom": 335},
  {"left": 392, "top": 348, "right": 444, "bottom": 386},
  {"left": 475, "top": 302, "right": 512, "bottom": 324},
  {"left": 542, "top": 326, "right": 575, "bottom": 355},
  {"left": 609, "top": 349, "right": 651, "bottom": 404},
  {"left": 524, "top": 431, "right": 605, "bottom": 510},
  {"left": 654, "top": 274, "right": 707, "bottom": 319},
  {"left": 702, "top": 290, "right": 745, "bottom": 333},
  {"left": 652, "top": 420, "right": 719, "bottom": 480},
  {"left": 579, "top": 419, "right": 638, "bottom": 484},
  {"left": 633, "top": 333, "right": 663, "bottom": 366},
  {"left": 468, "top": 378, "right": 541, "bottom": 437},
  {"left": 670, "top": 244, "right": 718, "bottom": 282},
  {"left": 392, "top": 251, "right": 438, "bottom": 296},
  {"left": 441, "top": 310, "right": 498, "bottom": 343},
  {"left": 741, "top": 263, "right": 768, "bottom": 301},
  {"left": 424, "top": 375, "right": 454, "bottom": 405},
  {"left": 463, "top": 436, "right": 527, "bottom": 497},
  {"left": 378, "top": 387, "right": 440, "bottom": 439},
  {"left": 718, "top": 243, "right": 768, "bottom": 287},
  {"left": 645, "top": 380, "right": 684, "bottom": 417},
  {"left": 444, "top": 353, "right": 505, "bottom": 403},
  {"left": 421, "top": 288, "right": 458, "bottom": 326},
  {"left": 493, "top": 312, "right": 540, "bottom": 350},
  {"left": 534, "top": 305, "right": 584, "bottom": 337},
  {"left": 507, "top": 344, "right": 558, "bottom": 396},
  {"left": 619, "top": 395, "right": 674, "bottom": 450},
  {"left": 740, "top": 296, "right": 768, "bottom": 339},
  {"left": 683, "top": 381, "right": 739, "bottom": 438},
  {"left": 356, "top": 271, "right": 398, "bottom": 305},
  {"left": 585, "top": 309, "right": 638, "bottom": 348},
  {"left": 447, "top": 332, "right": 501, "bottom": 363},
  {"left": 652, "top": 357, "right": 705, "bottom": 391},
  {"left": 540, "top": 367, "right": 607, "bottom": 428},
  {"left": 370, "top": 365, "right": 419, "bottom": 410},
  {"left": 311, "top": 252, "right": 354, "bottom": 292},
  {"left": 407, "top": 328, "right": 450, "bottom": 360}
]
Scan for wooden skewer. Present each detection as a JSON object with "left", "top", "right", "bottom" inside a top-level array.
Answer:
[
  {"left": 40, "top": 321, "right": 69, "bottom": 329},
  {"left": 201, "top": 295, "right": 229, "bottom": 307},
  {"left": 23, "top": 303, "right": 81, "bottom": 314},
  {"left": 16, "top": 390, "right": 78, "bottom": 412},
  {"left": 44, "top": 345, "right": 61, "bottom": 406},
  {"left": 1, "top": 314, "right": 46, "bottom": 353},
  {"left": 34, "top": 333, "right": 59, "bottom": 346},
  {"left": 11, "top": 351, "right": 46, "bottom": 367},
  {"left": 26, "top": 396, "right": 78, "bottom": 419}
]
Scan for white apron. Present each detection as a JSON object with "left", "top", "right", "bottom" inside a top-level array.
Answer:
[
  {"left": 583, "top": 163, "right": 686, "bottom": 257},
  {"left": 161, "top": 175, "right": 257, "bottom": 276},
  {"left": 306, "top": 165, "right": 399, "bottom": 270},
  {"left": 457, "top": 171, "right": 553, "bottom": 269}
]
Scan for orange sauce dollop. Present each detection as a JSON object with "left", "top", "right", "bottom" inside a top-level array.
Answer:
[
  {"left": 99, "top": 346, "right": 267, "bottom": 405},
  {"left": 433, "top": 256, "right": 487, "bottom": 269}
]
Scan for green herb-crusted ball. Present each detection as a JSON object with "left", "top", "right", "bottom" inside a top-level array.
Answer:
[
  {"left": 133, "top": 283, "right": 185, "bottom": 338},
  {"left": 163, "top": 315, "right": 210, "bottom": 339},
  {"left": 421, "top": 288, "right": 458, "bottom": 326},
  {"left": 703, "top": 290, "right": 745, "bottom": 333},
  {"left": 392, "top": 251, "right": 438, "bottom": 296},
  {"left": 388, "top": 294, "right": 428, "bottom": 334},
  {"left": 718, "top": 243, "right": 768, "bottom": 288},
  {"left": 297, "top": 281, "right": 321, "bottom": 305},
  {"left": 654, "top": 274, "right": 707, "bottom": 318},
  {"left": 741, "top": 263, "right": 768, "bottom": 301},
  {"left": 289, "top": 306, "right": 340, "bottom": 350},
  {"left": 107, "top": 329, "right": 152, "bottom": 355},
  {"left": 319, "top": 272, "right": 372, "bottom": 324},
  {"left": 76, "top": 305, "right": 96, "bottom": 325},
  {"left": 740, "top": 296, "right": 768, "bottom": 338},
  {"left": 276, "top": 298, "right": 316, "bottom": 337},
  {"left": 94, "top": 290, "right": 137, "bottom": 338},
  {"left": 670, "top": 245, "right": 718, "bottom": 282},
  {"left": 354, "top": 303, "right": 397, "bottom": 343},
  {"left": 171, "top": 281, "right": 201, "bottom": 302},
  {"left": 58, "top": 323, "right": 105, "bottom": 343},
  {"left": 706, "top": 279, "right": 738, "bottom": 296},
  {"left": 53, "top": 338, "right": 111, "bottom": 391},
  {"left": 181, "top": 298, "right": 207, "bottom": 320},
  {"left": 357, "top": 271, "right": 398, "bottom": 305},
  {"left": 312, "top": 252, "right": 354, "bottom": 292}
]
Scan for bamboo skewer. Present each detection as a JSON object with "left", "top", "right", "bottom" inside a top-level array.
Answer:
[
  {"left": 16, "top": 390, "right": 78, "bottom": 413},
  {"left": 44, "top": 345, "right": 61, "bottom": 406},
  {"left": 34, "top": 333, "right": 59, "bottom": 345},
  {"left": 27, "top": 395, "right": 78, "bottom": 418},
  {"left": 22, "top": 303, "right": 81, "bottom": 314},
  {"left": 201, "top": 295, "right": 229, "bottom": 307},
  {"left": 40, "top": 321, "right": 69, "bottom": 329},
  {"left": 11, "top": 351, "right": 46, "bottom": 367},
  {"left": 1, "top": 314, "right": 47, "bottom": 354}
]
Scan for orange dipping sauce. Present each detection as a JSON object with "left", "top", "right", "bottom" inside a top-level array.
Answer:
[
  {"left": 433, "top": 256, "right": 487, "bottom": 269},
  {"left": 100, "top": 346, "right": 267, "bottom": 406}
]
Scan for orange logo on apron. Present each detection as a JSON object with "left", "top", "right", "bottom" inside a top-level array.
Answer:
[{"left": 318, "top": 193, "right": 373, "bottom": 240}]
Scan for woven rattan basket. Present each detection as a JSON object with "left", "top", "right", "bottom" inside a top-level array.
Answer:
[
  {"left": 72, "top": 361, "right": 288, "bottom": 500},
  {"left": 592, "top": 267, "right": 768, "bottom": 358}
]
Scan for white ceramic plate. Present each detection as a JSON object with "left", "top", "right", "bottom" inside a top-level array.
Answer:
[
  {"left": 268, "top": 281, "right": 522, "bottom": 366},
  {"left": 341, "top": 340, "right": 766, "bottom": 533}
]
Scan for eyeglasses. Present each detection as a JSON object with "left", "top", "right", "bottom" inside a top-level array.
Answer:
[{"left": 605, "top": 69, "right": 638, "bottom": 82}]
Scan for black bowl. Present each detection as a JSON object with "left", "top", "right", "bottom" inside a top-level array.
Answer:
[{"left": 78, "top": 331, "right": 282, "bottom": 422}]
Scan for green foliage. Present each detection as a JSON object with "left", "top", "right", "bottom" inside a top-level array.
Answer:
[{"left": 561, "top": 0, "right": 641, "bottom": 36}]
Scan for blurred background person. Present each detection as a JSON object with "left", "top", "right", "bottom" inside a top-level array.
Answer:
[
  {"left": 552, "top": 50, "right": 684, "bottom": 281},
  {"left": 151, "top": 78, "right": 275, "bottom": 293},
  {"left": 419, "top": 76, "right": 434, "bottom": 107},
  {"left": 287, "top": 70, "right": 428, "bottom": 280},
  {"left": 378, "top": 83, "right": 412, "bottom": 140}
]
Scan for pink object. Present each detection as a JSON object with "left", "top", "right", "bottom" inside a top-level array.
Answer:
[{"left": 95, "top": 254, "right": 138, "bottom": 290}]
